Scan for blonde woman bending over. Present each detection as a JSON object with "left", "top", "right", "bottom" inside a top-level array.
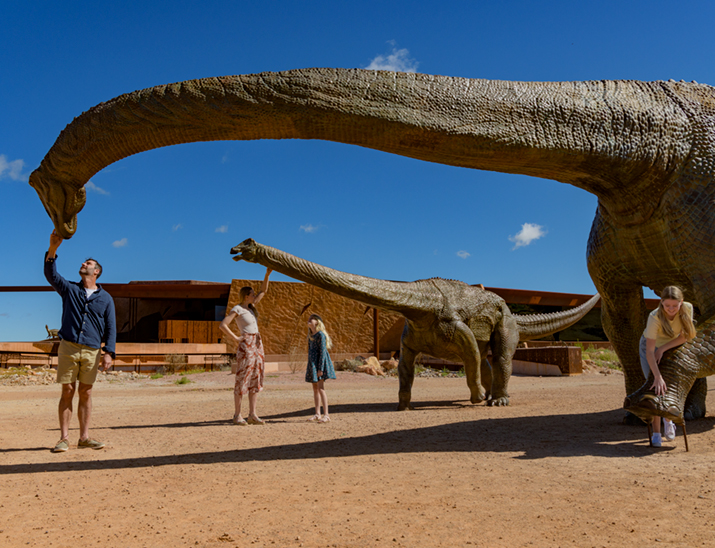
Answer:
[
  {"left": 219, "top": 268, "right": 272, "bottom": 425},
  {"left": 305, "top": 314, "right": 336, "bottom": 423},
  {"left": 639, "top": 286, "right": 696, "bottom": 447}
]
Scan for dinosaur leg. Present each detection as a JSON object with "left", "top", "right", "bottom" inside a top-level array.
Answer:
[
  {"left": 397, "top": 345, "right": 418, "bottom": 411},
  {"left": 598, "top": 283, "right": 649, "bottom": 397},
  {"left": 487, "top": 319, "right": 518, "bottom": 407},
  {"left": 588, "top": 263, "right": 649, "bottom": 423},
  {"left": 684, "top": 377, "right": 707, "bottom": 420},
  {"left": 453, "top": 323, "right": 486, "bottom": 404},
  {"left": 478, "top": 341, "right": 492, "bottom": 400}
]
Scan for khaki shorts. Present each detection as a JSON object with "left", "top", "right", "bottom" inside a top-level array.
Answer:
[{"left": 57, "top": 340, "right": 102, "bottom": 385}]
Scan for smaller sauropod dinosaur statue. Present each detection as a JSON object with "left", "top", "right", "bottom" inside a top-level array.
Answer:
[{"left": 230, "top": 238, "right": 600, "bottom": 410}]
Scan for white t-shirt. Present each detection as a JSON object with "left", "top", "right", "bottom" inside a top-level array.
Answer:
[
  {"left": 230, "top": 305, "right": 258, "bottom": 334},
  {"left": 85, "top": 287, "right": 97, "bottom": 299}
]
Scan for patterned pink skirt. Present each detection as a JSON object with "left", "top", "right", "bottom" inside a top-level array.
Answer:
[{"left": 234, "top": 333, "right": 265, "bottom": 395}]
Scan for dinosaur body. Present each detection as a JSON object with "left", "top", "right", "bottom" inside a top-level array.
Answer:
[
  {"left": 231, "top": 238, "right": 600, "bottom": 410},
  {"left": 29, "top": 68, "right": 715, "bottom": 420}
]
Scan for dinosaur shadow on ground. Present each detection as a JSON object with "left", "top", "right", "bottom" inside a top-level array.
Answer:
[{"left": 7, "top": 409, "right": 715, "bottom": 475}]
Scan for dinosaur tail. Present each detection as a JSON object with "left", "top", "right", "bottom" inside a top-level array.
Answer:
[
  {"left": 515, "top": 293, "right": 600, "bottom": 341},
  {"left": 624, "top": 315, "right": 715, "bottom": 421}
]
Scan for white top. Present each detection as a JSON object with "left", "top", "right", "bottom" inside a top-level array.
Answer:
[
  {"left": 230, "top": 304, "right": 258, "bottom": 334},
  {"left": 85, "top": 287, "right": 97, "bottom": 299}
]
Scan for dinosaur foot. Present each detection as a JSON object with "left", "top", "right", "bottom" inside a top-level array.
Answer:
[
  {"left": 470, "top": 390, "right": 487, "bottom": 404},
  {"left": 623, "top": 394, "right": 682, "bottom": 424},
  {"left": 684, "top": 404, "right": 706, "bottom": 421},
  {"left": 396, "top": 401, "right": 414, "bottom": 411},
  {"left": 487, "top": 396, "right": 510, "bottom": 407}
]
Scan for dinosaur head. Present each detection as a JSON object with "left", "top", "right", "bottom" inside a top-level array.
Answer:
[
  {"left": 230, "top": 238, "right": 260, "bottom": 263},
  {"left": 29, "top": 169, "right": 86, "bottom": 239}
]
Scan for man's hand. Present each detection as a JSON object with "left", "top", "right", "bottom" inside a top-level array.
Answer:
[
  {"left": 100, "top": 352, "right": 113, "bottom": 372},
  {"left": 48, "top": 229, "right": 63, "bottom": 259}
]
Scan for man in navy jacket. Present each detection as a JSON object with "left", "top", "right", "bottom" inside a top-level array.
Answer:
[{"left": 45, "top": 230, "right": 116, "bottom": 453}]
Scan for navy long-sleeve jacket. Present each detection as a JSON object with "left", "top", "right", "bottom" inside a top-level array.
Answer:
[{"left": 44, "top": 253, "right": 117, "bottom": 358}]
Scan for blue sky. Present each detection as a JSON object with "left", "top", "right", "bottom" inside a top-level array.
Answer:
[{"left": 2, "top": 1, "right": 713, "bottom": 341}]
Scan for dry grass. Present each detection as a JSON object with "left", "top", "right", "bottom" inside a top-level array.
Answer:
[{"left": 579, "top": 344, "right": 621, "bottom": 370}]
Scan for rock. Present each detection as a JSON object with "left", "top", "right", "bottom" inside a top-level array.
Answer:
[
  {"left": 364, "top": 356, "right": 381, "bottom": 369},
  {"left": 380, "top": 358, "right": 398, "bottom": 371},
  {"left": 357, "top": 364, "right": 385, "bottom": 376}
]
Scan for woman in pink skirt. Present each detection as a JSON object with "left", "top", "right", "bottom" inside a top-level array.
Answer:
[{"left": 219, "top": 268, "right": 272, "bottom": 425}]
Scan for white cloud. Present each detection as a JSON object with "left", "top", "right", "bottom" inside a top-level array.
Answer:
[
  {"left": 366, "top": 45, "right": 419, "bottom": 73},
  {"left": 509, "top": 223, "right": 547, "bottom": 250},
  {"left": 112, "top": 238, "right": 128, "bottom": 248},
  {"left": 216, "top": 225, "right": 229, "bottom": 233},
  {"left": 456, "top": 250, "right": 470, "bottom": 259},
  {"left": 0, "top": 154, "right": 26, "bottom": 181},
  {"left": 172, "top": 224, "right": 183, "bottom": 231},
  {"left": 85, "top": 180, "right": 109, "bottom": 195},
  {"left": 300, "top": 224, "right": 319, "bottom": 233}
]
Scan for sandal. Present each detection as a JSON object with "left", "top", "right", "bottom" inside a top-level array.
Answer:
[
  {"left": 247, "top": 415, "right": 266, "bottom": 425},
  {"left": 318, "top": 415, "right": 331, "bottom": 423},
  {"left": 308, "top": 414, "right": 322, "bottom": 422},
  {"left": 233, "top": 415, "right": 248, "bottom": 426}
]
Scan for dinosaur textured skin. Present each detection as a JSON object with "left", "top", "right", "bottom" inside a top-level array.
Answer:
[
  {"left": 29, "top": 68, "right": 715, "bottom": 419},
  {"left": 231, "top": 238, "right": 600, "bottom": 410}
]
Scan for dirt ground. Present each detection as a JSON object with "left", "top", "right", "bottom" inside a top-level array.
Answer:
[{"left": 2, "top": 367, "right": 715, "bottom": 548}]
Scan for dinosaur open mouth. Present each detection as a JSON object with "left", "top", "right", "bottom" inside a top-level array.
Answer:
[{"left": 230, "top": 238, "right": 258, "bottom": 260}]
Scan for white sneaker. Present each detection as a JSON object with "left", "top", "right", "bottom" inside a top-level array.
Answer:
[
  {"left": 663, "top": 419, "right": 676, "bottom": 441},
  {"left": 651, "top": 433, "right": 662, "bottom": 447}
]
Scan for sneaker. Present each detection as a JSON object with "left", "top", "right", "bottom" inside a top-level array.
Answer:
[
  {"left": 651, "top": 433, "right": 662, "bottom": 447},
  {"left": 52, "top": 439, "right": 69, "bottom": 452},
  {"left": 663, "top": 419, "right": 676, "bottom": 441},
  {"left": 78, "top": 438, "right": 106, "bottom": 450}
]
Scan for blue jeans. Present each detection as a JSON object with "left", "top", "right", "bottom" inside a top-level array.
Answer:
[{"left": 638, "top": 335, "right": 657, "bottom": 381}]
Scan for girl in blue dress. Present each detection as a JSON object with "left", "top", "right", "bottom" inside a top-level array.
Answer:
[{"left": 305, "top": 314, "right": 336, "bottom": 423}]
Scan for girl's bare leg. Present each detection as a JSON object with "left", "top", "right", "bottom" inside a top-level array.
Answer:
[
  {"left": 317, "top": 380, "right": 328, "bottom": 418},
  {"left": 312, "top": 382, "right": 322, "bottom": 415}
]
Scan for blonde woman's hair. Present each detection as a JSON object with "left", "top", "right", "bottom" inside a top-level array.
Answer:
[
  {"left": 657, "top": 286, "right": 696, "bottom": 340},
  {"left": 308, "top": 314, "right": 333, "bottom": 350}
]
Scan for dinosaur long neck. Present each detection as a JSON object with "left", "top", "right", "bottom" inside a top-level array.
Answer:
[
  {"left": 248, "top": 243, "right": 427, "bottom": 313},
  {"left": 31, "top": 68, "right": 705, "bottom": 237}
]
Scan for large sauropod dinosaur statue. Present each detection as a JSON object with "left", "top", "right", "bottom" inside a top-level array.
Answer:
[
  {"left": 29, "top": 68, "right": 715, "bottom": 421},
  {"left": 230, "top": 238, "right": 600, "bottom": 410}
]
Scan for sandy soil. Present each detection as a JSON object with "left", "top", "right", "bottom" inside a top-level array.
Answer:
[{"left": 2, "top": 368, "right": 715, "bottom": 548}]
